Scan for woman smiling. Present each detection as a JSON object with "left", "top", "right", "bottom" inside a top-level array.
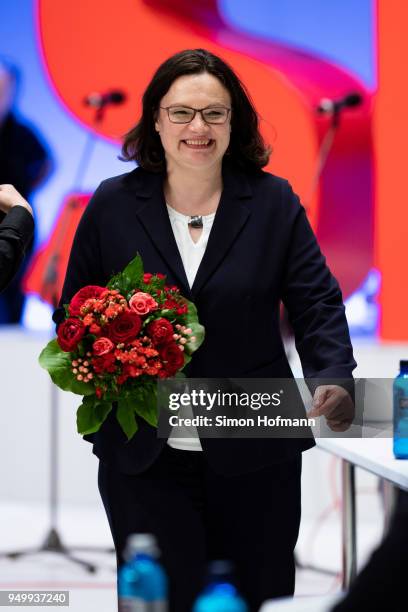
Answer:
[{"left": 55, "top": 48, "right": 356, "bottom": 612}]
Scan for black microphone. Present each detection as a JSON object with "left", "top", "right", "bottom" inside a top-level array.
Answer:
[
  {"left": 317, "top": 92, "right": 363, "bottom": 114},
  {"left": 83, "top": 89, "right": 126, "bottom": 109}
]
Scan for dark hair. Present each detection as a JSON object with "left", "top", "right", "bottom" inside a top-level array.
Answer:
[{"left": 121, "top": 48, "right": 270, "bottom": 172}]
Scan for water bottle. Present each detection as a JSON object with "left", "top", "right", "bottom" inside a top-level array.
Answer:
[
  {"left": 393, "top": 360, "right": 408, "bottom": 458},
  {"left": 192, "top": 560, "right": 248, "bottom": 612},
  {"left": 118, "top": 533, "right": 168, "bottom": 611}
]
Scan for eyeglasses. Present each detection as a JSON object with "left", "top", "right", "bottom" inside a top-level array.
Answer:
[{"left": 159, "top": 105, "right": 231, "bottom": 124}]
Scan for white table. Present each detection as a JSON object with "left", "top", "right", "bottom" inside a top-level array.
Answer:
[
  {"left": 316, "top": 436, "right": 408, "bottom": 588},
  {"left": 261, "top": 437, "right": 408, "bottom": 611},
  {"left": 260, "top": 593, "right": 343, "bottom": 612}
]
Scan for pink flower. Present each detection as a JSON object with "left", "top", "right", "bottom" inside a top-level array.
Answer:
[
  {"left": 129, "top": 292, "right": 158, "bottom": 316},
  {"left": 93, "top": 337, "right": 115, "bottom": 356}
]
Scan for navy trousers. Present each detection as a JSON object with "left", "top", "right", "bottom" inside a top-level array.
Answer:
[{"left": 98, "top": 444, "right": 302, "bottom": 612}]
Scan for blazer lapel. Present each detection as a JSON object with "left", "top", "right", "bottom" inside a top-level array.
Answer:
[
  {"left": 191, "top": 162, "right": 252, "bottom": 297},
  {"left": 124, "top": 162, "right": 252, "bottom": 301},
  {"left": 125, "top": 169, "right": 192, "bottom": 299}
]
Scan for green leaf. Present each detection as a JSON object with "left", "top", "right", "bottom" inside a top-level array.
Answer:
[
  {"left": 185, "top": 300, "right": 200, "bottom": 326},
  {"left": 160, "top": 309, "right": 175, "bottom": 318},
  {"left": 182, "top": 353, "right": 192, "bottom": 369},
  {"left": 142, "top": 314, "right": 156, "bottom": 327},
  {"left": 132, "top": 387, "right": 159, "bottom": 428},
  {"left": 116, "top": 398, "right": 139, "bottom": 440},
  {"left": 184, "top": 321, "right": 205, "bottom": 355},
  {"left": 107, "top": 254, "right": 144, "bottom": 295},
  {"left": 186, "top": 300, "right": 198, "bottom": 318},
  {"left": 183, "top": 300, "right": 205, "bottom": 355},
  {"left": 77, "top": 396, "right": 112, "bottom": 435},
  {"left": 39, "top": 340, "right": 94, "bottom": 396}
]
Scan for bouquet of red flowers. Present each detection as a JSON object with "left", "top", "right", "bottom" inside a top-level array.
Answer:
[{"left": 39, "top": 255, "right": 204, "bottom": 440}]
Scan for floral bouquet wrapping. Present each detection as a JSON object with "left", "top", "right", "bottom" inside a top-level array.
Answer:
[{"left": 39, "top": 255, "right": 205, "bottom": 440}]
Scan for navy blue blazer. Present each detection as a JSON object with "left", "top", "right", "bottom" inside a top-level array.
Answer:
[{"left": 53, "top": 160, "right": 356, "bottom": 476}]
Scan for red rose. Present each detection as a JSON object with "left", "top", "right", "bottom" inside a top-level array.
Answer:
[
  {"left": 143, "top": 273, "right": 153, "bottom": 284},
  {"left": 92, "top": 352, "right": 116, "bottom": 374},
  {"left": 146, "top": 318, "right": 174, "bottom": 346},
  {"left": 68, "top": 285, "right": 105, "bottom": 316},
  {"left": 156, "top": 273, "right": 166, "bottom": 280},
  {"left": 57, "top": 318, "right": 86, "bottom": 352},
  {"left": 159, "top": 342, "right": 185, "bottom": 375},
  {"left": 105, "top": 311, "right": 142, "bottom": 343},
  {"left": 93, "top": 337, "right": 114, "bottom": 356}
]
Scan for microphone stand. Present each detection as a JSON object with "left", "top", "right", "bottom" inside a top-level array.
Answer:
[
  {"left": 0, "top": 104, "right": 115, "bottom": 573},
  {"left": 72, "top": 100, "right": 109, "bottom": 188},
  {"left": 304, "top": 108, "right": 341, "bottom": 209}
]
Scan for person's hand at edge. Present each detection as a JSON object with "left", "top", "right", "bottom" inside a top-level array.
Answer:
[
  {"left": 0, "top": 184, "right": 33, "bottom": 217},
  {"left": 309, "top": 384, "right": 355, "bottom": 432}
]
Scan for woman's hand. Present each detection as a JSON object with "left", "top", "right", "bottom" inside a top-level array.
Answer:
[
  {"left": 309, "top": 385, "right": 355, "bottom": 432},
  {"left": 0, "top": 184, "right": 33, "bottom": 216}
]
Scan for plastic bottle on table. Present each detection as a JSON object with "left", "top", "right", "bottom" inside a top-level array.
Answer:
[
  {"left": 192, "top": 560, "right": 248, "bottom": 612},
  {"left": 118, "top": 533, "right": 168, "bottom": 611},
  {"left": 393, "top": 360, "right": 408, "bottom": 459}
]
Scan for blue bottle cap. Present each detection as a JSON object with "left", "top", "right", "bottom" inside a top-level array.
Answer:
[{"left": 125, "top": 533, "right": 159, "bottom": 560}]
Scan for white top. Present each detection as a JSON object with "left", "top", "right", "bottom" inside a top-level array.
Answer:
[{"left": 165, "top": 203, "right": 216, "bottom": 451}]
